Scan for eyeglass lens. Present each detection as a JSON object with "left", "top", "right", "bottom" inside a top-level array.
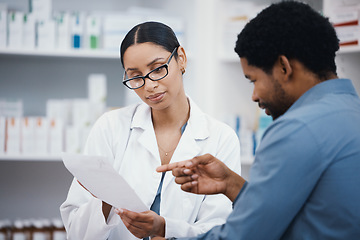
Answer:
[
  {"left": 123, "top": 47, "right": 177, "bottom": 89},
  {"left": 125, "top": 65, "right": 168, "bottom": 89}
]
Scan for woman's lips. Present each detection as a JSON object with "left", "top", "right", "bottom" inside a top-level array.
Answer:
[{"left": 147, "top": 92, "right": 165, "bottom": 102}]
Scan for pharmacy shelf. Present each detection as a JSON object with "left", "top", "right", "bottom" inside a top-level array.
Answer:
[
  {"left": 0, "top": 48, "right": 120, "bottom": 59},
  {"left": 337, "top": 45, "right": 360, "bottom": 54},
  {"left": 0, "top": 48, "right": 194, "bottom": 60},
  {"left": 0, "top": 154, "right": 62, "bottom": 161}
]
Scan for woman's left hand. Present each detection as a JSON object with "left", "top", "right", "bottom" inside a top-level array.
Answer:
[{"left": 115, "top": 208, "right": 165, "bottom": 239}]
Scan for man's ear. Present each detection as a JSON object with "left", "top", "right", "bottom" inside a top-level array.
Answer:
[{"left": 278, "top": 55, "right": 292, "bottom": 81}]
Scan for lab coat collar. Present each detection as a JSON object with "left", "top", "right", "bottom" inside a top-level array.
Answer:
[
  {"left": 128, "top": 97, "right": 211, "bottom": 194},
  {"left": 130, "top": 103, "right": 159, "bottom": 162},
  {"left": 128, "top": 97, "right": 210, "bottom": 170},
  {"left": 130, "top": 103, "right": 152, "bottom": 131},
  {"left": 186, "top": 97, "right": 210, "bottom": 141},
  {"left": 130, "top": 97, "right": 210, "bottom": 141}
]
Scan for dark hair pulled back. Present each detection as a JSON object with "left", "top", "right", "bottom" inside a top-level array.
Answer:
[{"left": 120, "top": 21, "right": 180, "bottom": 67}]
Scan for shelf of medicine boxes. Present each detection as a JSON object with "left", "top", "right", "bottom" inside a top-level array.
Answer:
[
  {"left": 0, "top": 154, "right": 62, "bottom": 161},
  {"left": 0, "top": 48, "right": 120, "bottom": 59},
  {"left": 0, "top": 48, "right": 194, "bottom": 59},
  {"left": 217, "top": 45, "right": 360, "bottom": 62}
]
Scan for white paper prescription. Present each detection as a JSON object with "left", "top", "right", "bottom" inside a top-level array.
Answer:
[{"left": 61, "top": 152, "right": 148, "bottom": 212}]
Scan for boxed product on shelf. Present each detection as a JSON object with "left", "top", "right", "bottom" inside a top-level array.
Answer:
[
  {"left": 88, "top": 73, "right": 107, "bottom": 122},
  {"left": 0, "top": 99, "right": 23, "bottom": 117},
  {"left": 22, "top": 117, "right": 36, "bottom": 155},
  {"left": 103, "top": 14, "right": 142, "bottom": 51},
  {"left": 54, "top": 12, "right": 71, "bottom": 50},
  {"left": 255, "top": 109, "right": 273, "bottom": 150},
  {"left": 72, "top": 99, "right": 92, "bottom": 127},
  {"left": 335, "top": 25, "right": 360, "bottom": 46},
  {"left": 148, "top": 16, "right": 186, "bottom": 47},
  {"left": 70, "top": 12, "right": 86, "bottom": 49},
  {"left": 32, "top": 219, "right": 52, "bottom": 240},
  {"left": 0, "top": 4, "right": 7, "bottom": 48},
  {"left": 49, "top": 118, "right": 64, "bottom": 155},
  {"left": 86, "top": 14, "right": 102, "bottom": 49},
  {"left": 34, "top": 117, "right": 49, "bottom": 154},
  {"left": 29, "top": 0, "right": 52, "bottom": 21},
  {"left": 0, "top": 219, "right": 11, "bottom": 240},
  {"left": 0, "top": 218, "right": 66, "bottom": 240},
  {"left": 10, "top": 219, "right": 31, "bottom": 240},
  {"left": 217, "top": 1, "right": 266, "bottom": 59},
  {"left": 6, "top": 117, "right": 21, "bottom": 155},
  {"left": 128, "top": 7, "right": 186, "bottom": 47},
  {"left": 37, "top": 19, "right": 56, "bottom": 50},
  {"left": 222, "top": 114, "right": 255, "bottom": 164},
  {"left": 52, "top": 218, "right": 66, "bottom": 240},
  {"left": 88, "top": 74, "right": 107, "bottom": 104},
  {"left": 324, "top": 0, "right": 359, "bottom": 26},
  {"left": 323, "top": 0, "right": 360, "bottom": 46},
  {"left": 7, "top": 117, "right": 51, "bottom": 155},
  {"left": 64, "top": 124, "right": 91, "bottom": 154},
  {"left": 8, "top": 11, "right": 24, "bottom": 49},
  {"left": 23, "top": 13, "right": 36, "bottom": 49},
  {"left": 1, "top": 4, "right": 187, "bottom": 54},
  {"left": 65, "top": 125, "right": 81, "bottom": 154},
  {"left": 46, "top": 99, "right": 72, "bottom": 126}
]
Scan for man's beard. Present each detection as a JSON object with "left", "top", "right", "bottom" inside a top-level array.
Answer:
[{"left": 260, "top": 79, "right": 295, "bottom": 120}]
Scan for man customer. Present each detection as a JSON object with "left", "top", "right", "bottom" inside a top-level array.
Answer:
[{"left": 156, "top": 1, "right": 360, "bottom": 239}]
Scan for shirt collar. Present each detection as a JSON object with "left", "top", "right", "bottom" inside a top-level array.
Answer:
[{"left": 288, "top": 78, "right": 357, "bottom": 113}]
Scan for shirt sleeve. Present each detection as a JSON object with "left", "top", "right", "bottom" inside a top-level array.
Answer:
[{"left": 176, "top": 118, "right": 325, "bottom": 240}]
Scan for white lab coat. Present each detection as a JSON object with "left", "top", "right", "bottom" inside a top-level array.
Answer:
[{"left": 60, "top": 98, "right": 241, "bottom": 240}]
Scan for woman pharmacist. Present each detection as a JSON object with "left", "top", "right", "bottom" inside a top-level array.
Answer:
[{"left": 60, "top": 21, "right": 241, "bottom": 240}]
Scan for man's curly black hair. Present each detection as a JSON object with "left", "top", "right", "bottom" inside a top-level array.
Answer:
[{"left": 235, "top": 1, "right": 340, "bottom": 80}]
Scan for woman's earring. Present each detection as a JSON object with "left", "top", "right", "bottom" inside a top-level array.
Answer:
[{"left": 181, "top": 68, "right": 186, "bottom": 75}]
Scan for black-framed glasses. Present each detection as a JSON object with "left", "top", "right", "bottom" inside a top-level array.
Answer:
[{"left": 122, "top": 47, "right": 178, "bottom": 90}]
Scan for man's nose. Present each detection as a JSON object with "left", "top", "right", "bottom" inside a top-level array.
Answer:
[{"left": 252, "top": 89, "right": 259, "bottom": 102}]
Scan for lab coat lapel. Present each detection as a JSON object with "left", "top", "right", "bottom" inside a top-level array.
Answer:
[
  {"left": 131, "top": 104, "right": 160, "bottom": 162},
  {"left": 162, "top": 98, "right": 209, "bottom": 192}
]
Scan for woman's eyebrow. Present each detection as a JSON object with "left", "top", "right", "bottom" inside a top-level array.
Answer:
[
  {"left": 147, "top": 57, "right": 165, "bottom": 67},
  {"left": 125, "top": 67, "right": 138, "bottom": 72},
  {"left": 126, "top": 57, "right": 166, "bottom": 72}
]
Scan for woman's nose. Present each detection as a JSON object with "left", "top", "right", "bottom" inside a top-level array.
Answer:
[{"left": 143, "top": 77, "right": 159, "bottom": 91}]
